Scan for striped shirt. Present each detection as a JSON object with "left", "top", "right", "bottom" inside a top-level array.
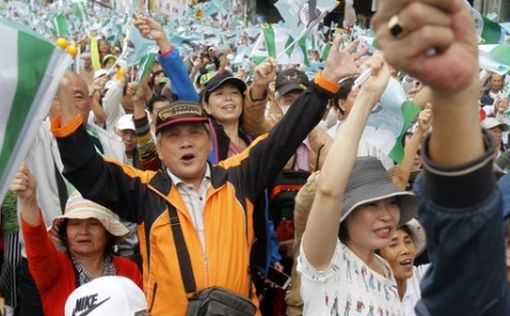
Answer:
[{"left": 167, "top": 167, "right": 211, "bottom": 250}]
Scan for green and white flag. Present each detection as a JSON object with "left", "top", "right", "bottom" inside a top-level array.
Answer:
[
  {"left": 52, "top": 12, "right": 69, "bottom": 38},
  {"left": 479, "top": 44, "right": 510, "bottom": 75},
  {"left": 252, "top": 24, "right": 309, "bottom": 66},
  {"left": 364, "top": 78, "right": 421, "bottom": 163},
  {"left": 0, "top": 18, "right": 72, "bottom": 203},
  {"left": 135, "top": 53, "right": 156, "bottom": 87},
  {"left": 320, "top": 42, "right": 332, "bottom": 60},
  {"left": 466, "top": 0, "right": 504, "bottom": 44},
  {"left": 479, "top": 17, "right": 505, "bottom": 44},
  {"left": 71, "top": 1, "right": 88, "bottom": 23}
]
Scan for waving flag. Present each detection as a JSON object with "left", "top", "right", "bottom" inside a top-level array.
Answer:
[
  {"left": 364, "top": 78, "right": 421, "bottom": 163},
  {"left": 465, "top": 0, "right": 505, "bottom": 44},
  {"left": 135, "top": 53, "right": 156, "bottom": 87},
  {"left": 479, "top": 44, "right": 510, "bottom": 75},
  {"left": 121, "top": 25, "right": 158, "bottom": 67},
  {"left": 0, "top": 18, "right": 72, "bottom": 203},
  {"left": 252, "top": 24, "right": 309, "bottom": 66},
  {"left": 274, "top": 0, "right": 336, "bottom": 33},
  {"left": 71, "top": 1, "right": 88, "bottom": 23},
  {"left": 51, "top": 12, "right": 69, "bottom": 37}
]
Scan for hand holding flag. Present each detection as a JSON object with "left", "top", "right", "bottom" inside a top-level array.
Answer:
[
  {"left": 356, "top": 53, "right": 391, "bottom": 103},
  {"left": 133, "top": 15, "right": 170, "bottom": 52},
  {"left": 252, "top": 59, "right": 277, "bottom": 89}
]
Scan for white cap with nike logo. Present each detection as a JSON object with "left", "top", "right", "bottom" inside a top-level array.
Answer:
[{"left": 65, "top": 276, "right": 146, "bottom": 316}]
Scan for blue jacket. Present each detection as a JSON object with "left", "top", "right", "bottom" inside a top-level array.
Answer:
[
  {"left": 159, "top": 47, "right": 199, "bottom": 103},
  {"left": 413, "top": 131, "right": 510, "bottom": 315}
]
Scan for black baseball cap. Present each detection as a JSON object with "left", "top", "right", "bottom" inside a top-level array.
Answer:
[
  {"left": 204, "top": 71, "right": 247, "bottom": 102},
  {"left": 275, "top": 69, "right": 310, "bottom": 96}
]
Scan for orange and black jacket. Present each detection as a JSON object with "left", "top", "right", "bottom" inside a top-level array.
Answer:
[{"left": 51, "top": 78, "right": 337, "bottom": 315}]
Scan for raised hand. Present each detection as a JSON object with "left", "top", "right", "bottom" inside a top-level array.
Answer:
[
  {"left": 57, "top": 73, "right": 77, "bottom": 124},
  {"left": 10, "top": 164, "right": 37, "bottom": 208},
  {"left": 133, "top": 16, "right": 171, "bottom": 52},
  {"left": 356, "top": 53, "right": 391, "bottom": 103},
  {"left": 89, "top": 75, "right": 108, "bottom": 99},
  {"left": 417, "top": 103, "right": 433, "bottom": 134},
  {"left": 372, "top": 0, "right": 478, "bottom": 94},
  {"left": 322, "top": 37, "right": 359, "bottom": 83},
  {"left": 252, "top": 59, "right": 277, "bottom": 89},
  {"left": 133, "top": 16, "right": 165, "bottom": 41}
]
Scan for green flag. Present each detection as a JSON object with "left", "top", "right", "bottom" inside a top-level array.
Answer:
[
  {"left": 52, "top": 13, "right": 69, "bottom": 37},
  {"left": 135, "top": 53, "right": 156, "bottom": 87},
  {"left": 0, "top": 18, "right": 72, "bottom": 203},
  {"left": 261, "top": 24, "right": 277, "bottom": 58},
  {"left": 480, "top": 17, "right": 504, "bottom": 44}
]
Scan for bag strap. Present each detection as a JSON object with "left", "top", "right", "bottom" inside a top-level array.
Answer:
[
  {"left": 167, "top": 191, "right": 252, "bottom": 299},
  {"left": 167, "top": 204, "right": 197, "bottom": 294},
  {"left": 53, "top": 159, "right": 68, "bottom": 214}
]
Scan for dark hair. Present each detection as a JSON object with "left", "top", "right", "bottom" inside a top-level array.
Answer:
[
  {"left": 59, "top": 219, "right": 117, "bottom": 257},
  {"left": 149, "top": 69, "right": 166, "bottom": 88},
  {"left": 400, "top": 225, "right": 413, "bottom": 240},
  {"left": 147, "top": 94, "right": 172, "bottom": 113},
  {"left": 338, "top": 221, "right": 349, "bottom": 243},
  {"left": 332, "top": 77, "right": 355, "bottom": 114}
]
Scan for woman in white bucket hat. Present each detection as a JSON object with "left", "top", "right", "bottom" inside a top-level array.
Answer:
[
  {"left": 10, "top": 165, "right": 142, "bottom": 316},
  {"left": 379, "top": 218, "right": 428, "bottom": 315}
]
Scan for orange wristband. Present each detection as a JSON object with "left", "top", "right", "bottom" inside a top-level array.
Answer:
[{"left": 314, "top": 72, "right": 340, "bottom": 94}]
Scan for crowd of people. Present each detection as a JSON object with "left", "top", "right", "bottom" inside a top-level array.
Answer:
[{"left": 1, "top": 0, "right": 510, "bottom": 315}]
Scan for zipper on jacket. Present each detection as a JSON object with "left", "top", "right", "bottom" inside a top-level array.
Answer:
[
  {"left": 202, "top": 241, "right": 210, "bottom": 287},
  {"left": 148, "top": 282, "right": 158, "bottom": 313}
]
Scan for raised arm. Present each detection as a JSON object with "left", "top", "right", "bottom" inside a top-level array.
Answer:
[
  {"left": 89, "top": 75, "right": 109, "bottom": 126},
  {"left": 301, "top": 55, "right": 390, "bottom": 270},
  {"left": 222, "top": 36, "right": 358, "bottom": 201},
  {"left": 372, "top": 0, "right": 483, "bottom": 165},
  {"left": 101, "top": 76, "right": 126, "bottom": 131},
  {"left": 134, "top": 16, "right": 199, "bottom": 102},
  {"left": 131, "top": 82, "right": 161, "bottom": 171},
  {"left": 392, "top": 104, "right": 432, "bottom": 190},
  {"left": 52, "top": 74, "right": 155, "bottom": 223},
  {"left": 242, "top": 59, "right": 277, "bottom": 137},
  {"left": 373, "top": 0, "right": 509, "bottom": 314},
  {"left": 10, "top": 165, "right": 62, "bottom": 291},
  {"left": 10, "top": 164, "right": 39, "bottom": 227}
]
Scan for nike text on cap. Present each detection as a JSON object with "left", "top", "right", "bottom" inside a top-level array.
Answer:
[{"left": 65, "top": 276, "right": 146, "bottom": 316}]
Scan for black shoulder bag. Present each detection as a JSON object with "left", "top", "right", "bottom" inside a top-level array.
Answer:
[{"left": 167, "top": 205, "right": 256, "bottom": 316}]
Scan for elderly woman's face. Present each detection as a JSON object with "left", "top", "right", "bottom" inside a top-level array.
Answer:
[
  {"left": 379, "top": 228, "right": 417, "bottom": 282},
  {"left": 66, "top": 218, "right": 108, "bottom": 257}
]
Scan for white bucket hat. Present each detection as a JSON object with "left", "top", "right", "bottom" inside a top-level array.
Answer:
[
  {"left": 65, "top": 276, "right": 146, "bottom": 316},
  {"left": 52, "top": 191, "right": 129, "bottom": 238},
  {"left": 481, "top": 117, "right": 509, "bottom": 131},
  {"left": 401, "top": 218, "right": 427, "bottom": 256}
]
